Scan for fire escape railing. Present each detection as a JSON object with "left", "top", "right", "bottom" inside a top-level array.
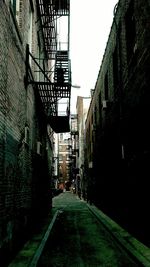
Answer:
[{"left": 25, "top": 0, "right": 71, "bottom": 133}]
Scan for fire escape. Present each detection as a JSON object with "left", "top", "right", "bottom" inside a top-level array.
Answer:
[{"left": 25, "top": 0, "right": 71, "bottom": 133}]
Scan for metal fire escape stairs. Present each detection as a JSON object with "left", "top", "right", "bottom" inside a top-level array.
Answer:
[{"left": 25, "top": 0, "right": 71, "bottom": 133}]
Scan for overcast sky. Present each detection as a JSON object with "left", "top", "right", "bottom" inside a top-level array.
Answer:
[{"left": 70, "top": 0, "right": 118, "bottom": 112}]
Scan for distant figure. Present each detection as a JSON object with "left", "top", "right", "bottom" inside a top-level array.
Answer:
[{"left": 56, "top": 68, "right": 64, "bottom": 84}]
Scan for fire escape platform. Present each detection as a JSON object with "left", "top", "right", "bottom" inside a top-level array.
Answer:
[{"left": 48, "top": 116, "right": 70, "bottom": 133}]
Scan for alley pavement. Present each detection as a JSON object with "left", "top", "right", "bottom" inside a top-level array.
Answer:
[{"left": 9, "top": 192, "right": 150, "bottom": 267}]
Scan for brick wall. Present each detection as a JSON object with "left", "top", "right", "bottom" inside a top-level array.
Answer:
[
  {"left": 85, "top": 0, "right": 150, "bottom": 245},
  {"left": 0, "top": 1, "right": 52, "bottom": 264}
]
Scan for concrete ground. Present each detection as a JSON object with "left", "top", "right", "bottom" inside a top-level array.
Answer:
[{"left": 9, "top": 192, "right": 150, "bottom": 267}]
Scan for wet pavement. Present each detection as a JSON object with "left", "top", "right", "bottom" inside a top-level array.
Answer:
[
  {"left": 37, "top": 192, "right": 139, "bottom": 267},
  {"left": 9, "top": 192, "right": 150, "bottom": 267}
]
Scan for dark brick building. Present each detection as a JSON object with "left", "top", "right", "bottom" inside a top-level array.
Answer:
[
  {"left": 0, "top": 1, "right": 53, "bottom": 265},
  {"left": 85, "top": 0, "right": 150, "bottom": 246}
]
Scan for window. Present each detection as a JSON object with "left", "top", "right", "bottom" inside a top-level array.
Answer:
[
  {"left": 60, "top": 133, "right": 63, "bottom": 141},
  {"left": 11, "top": 0, "right": 17, "bottom": 14},
  {"left": 11, "top": 0, "right": 20, "bottom": 23},
  {"left": 59, "top": 154, "right": 63, "bottom": 161},
  {"left": 10, "top": 0, "right": 22, "bottom": 43},
  {"left": 24, "top": 126, "right": 29, "bottom": 145},
  {"left": 59, "top": 145, "right": 63, "bottom": 151}
]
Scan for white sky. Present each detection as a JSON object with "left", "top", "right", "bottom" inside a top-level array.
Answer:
[{"left": 70, "top": 0, "right": 118, "bottom": 113}]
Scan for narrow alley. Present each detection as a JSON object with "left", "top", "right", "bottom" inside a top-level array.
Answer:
[
  {"left": 9, "top": 192, "right": 150, "bottom": 267},
  {"left": 1, "top": 0, "right": 150, "bottom": 266}
]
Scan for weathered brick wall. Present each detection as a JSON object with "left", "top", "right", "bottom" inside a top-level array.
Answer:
[
  {"left": 0, "top": 1, "right": 52, "bottom": 264},
  {"left": 0, "top": 3, "right": 26, "bottom": 261},
  {"left": 85, "top": 0, "right": 150, "bottom": 245}
]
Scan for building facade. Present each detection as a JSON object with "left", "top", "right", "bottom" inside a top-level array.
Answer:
[
  {"left": 0, "top": 1, "right": 53, "bottom": 264},
  {"left": 58, "top": 133, "right": 70, "bottom": 190},
  {"left": 84, "top": 0, "right": 150, "bottom": 246},
  {"left": 76, "top": 96, "right": 91, "bottom": 199}
]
